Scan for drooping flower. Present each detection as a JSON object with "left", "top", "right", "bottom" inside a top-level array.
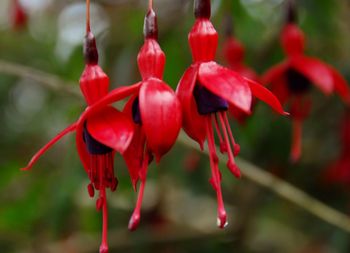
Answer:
[
  {"left": 262, "top": 0, "right": 350, "bottom": 162},
  {"left": 176, "top": 0, "right": 287, "bottom": 228},
  {"left": 222, "top": 14, "right": 260, "bottom": 123},
  {"left": 11, "top": 0, "right": 27, "bottom": 29},
  {"left": 80, "top": 3, "right": 182, "bottom": 231},
  {"left": 21, "top": 2, "right": 139, "bottom": 252},
  {"left": 323, "top": 110, "right": 350, "bottom": 187}
]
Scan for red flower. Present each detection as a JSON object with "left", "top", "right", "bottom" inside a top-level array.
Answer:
[
  {"left": 21, "top": 3, "right": 139, "bottom": 252},
  {"left": 81, "top": 6, "right": 182, "bottom": 231},
  {"left": 222, "top": 14, "right": 260, "bottom": 123},
  {"left": 323, "top": 110, "right": 350, "bottom": 187},
  {"left": 262, "top": 1, "right": 350, "bottom": 162},
  {"left": 11, "top": 0, "right": 27, "bottom": 29},
  {"left": 176, "top": 0, "right": 287, "bottom": 228}
]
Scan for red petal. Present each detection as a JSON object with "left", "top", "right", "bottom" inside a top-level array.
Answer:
[
  {"left": 21, "top": 123, "right": 77, "bottom": 171},
  {"left": 290, "top": 56, "right": 333, "bottom": 94},
  {"left": 198, "top": 61, "right": 252, "bottom": 113},
  {"left": 86, "top": 106, "right": 134, "bottom": 154},
  {"left": 245, "top": 78, "right": 288, "bottom": 115},
  {"left": 327, "top": 65, "right": 350, "bottom": 105},
  {"left": 123, "top": 125, "right": 146, "bottom": 190},
  {"left": 139, "top": 78, "right": 182, "bottom": 161},
  {"left": 176, "top": 65, "right": 206, "bottom": 148},
  {"left": 262, "top": 61, "right": 289, "bottom": 85}
]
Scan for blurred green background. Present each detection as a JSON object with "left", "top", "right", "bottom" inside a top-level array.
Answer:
[{"left": 1, "top": 0, "right": 350, "bottom": 252}]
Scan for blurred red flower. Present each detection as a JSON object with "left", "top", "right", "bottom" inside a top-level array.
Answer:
[{"left": 262, "top": 1, "right": 350, "bottom": 162}]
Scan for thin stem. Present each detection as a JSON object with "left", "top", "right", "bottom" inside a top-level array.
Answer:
[
  {"left": 206, "top": 115, "right": 227, "bottom": 228},
  {"left": 86, "top": 0, "right": 91, "bottom": 33},
  {"left": 218, "top": 112, "right": 240, "bottom": 178},
  {"left": 148, "top": 0, "right": 153, "bottom": 10},
  {"left": 213, "top": 114, "right": 226, "bottom": 153}
]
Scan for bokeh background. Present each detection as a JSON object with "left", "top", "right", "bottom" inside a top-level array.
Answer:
[{"left": 1, "top": 0, "right": 350, "bottom": 252}]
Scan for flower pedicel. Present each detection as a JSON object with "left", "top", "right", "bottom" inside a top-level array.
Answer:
[{"left": 176, "top": 0, "right": 287, "bottom": 228}]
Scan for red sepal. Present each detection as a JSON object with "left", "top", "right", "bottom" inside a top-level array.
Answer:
[
  {"left": 81, "top": 83, "right": 142, "bottom": 118},
  {"left": 245, "top": 78, "right": 288, "bottom": 115},
  {"left": 198, "top": 61, "right": 252, "bottom": 113},
  {"left": 139, "top": 78, "right": 182, "bottom": 161},
  {"left": 327, "top": 65, "right": 350, "bottom": 105},
  {"left": 290, "top": 56, "right": 333, "bottom": 95},
  {"left": 86, "top": 106, "right": 134, "bottom": 154},
  {"left": 176, "top": 65, "right": 206, "bottom": 148}
]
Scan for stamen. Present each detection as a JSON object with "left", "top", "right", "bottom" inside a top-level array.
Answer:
[
  {"left": 223, "top": 113, "right": 240, "bottom": 156},
  {"left": 99, "top": 187, "right": 109, "bottom": 253},
  {"left": 128, "top": 152, "right": 150, "bottom": 231},
  {"left": 291, "top": 118, "right": 302, "bottom": 162},
  {"left": 214, "top": 115, "right": 227, "bottom": 153},
  {"left": 219, "top": 112, "right": 241, "bottom": 178},
  {"left": 206, "top": 116, "right": 227, "bottom": 229}
]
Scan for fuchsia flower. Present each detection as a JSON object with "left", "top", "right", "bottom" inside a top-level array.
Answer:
[
  {"left": 21, "top": 2, "right": 140, "bottom": 252},
  {"left": 323, "top": 110, "right": 350, "bottom": 187},
  {"left": 176, "top": 0, "right": 287, "bottom": 228},
  {"left": 262, "top": 0, "right": 350, "bottom": 162},
  {"left": 222, "top": 14, "right": 260, "bottom": 123},
  {"left": 11, "top": 0, "right": 27, "bottom": 29},
  {"left": 79, "top": 3, "right": 182, "bottom": 231}
]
